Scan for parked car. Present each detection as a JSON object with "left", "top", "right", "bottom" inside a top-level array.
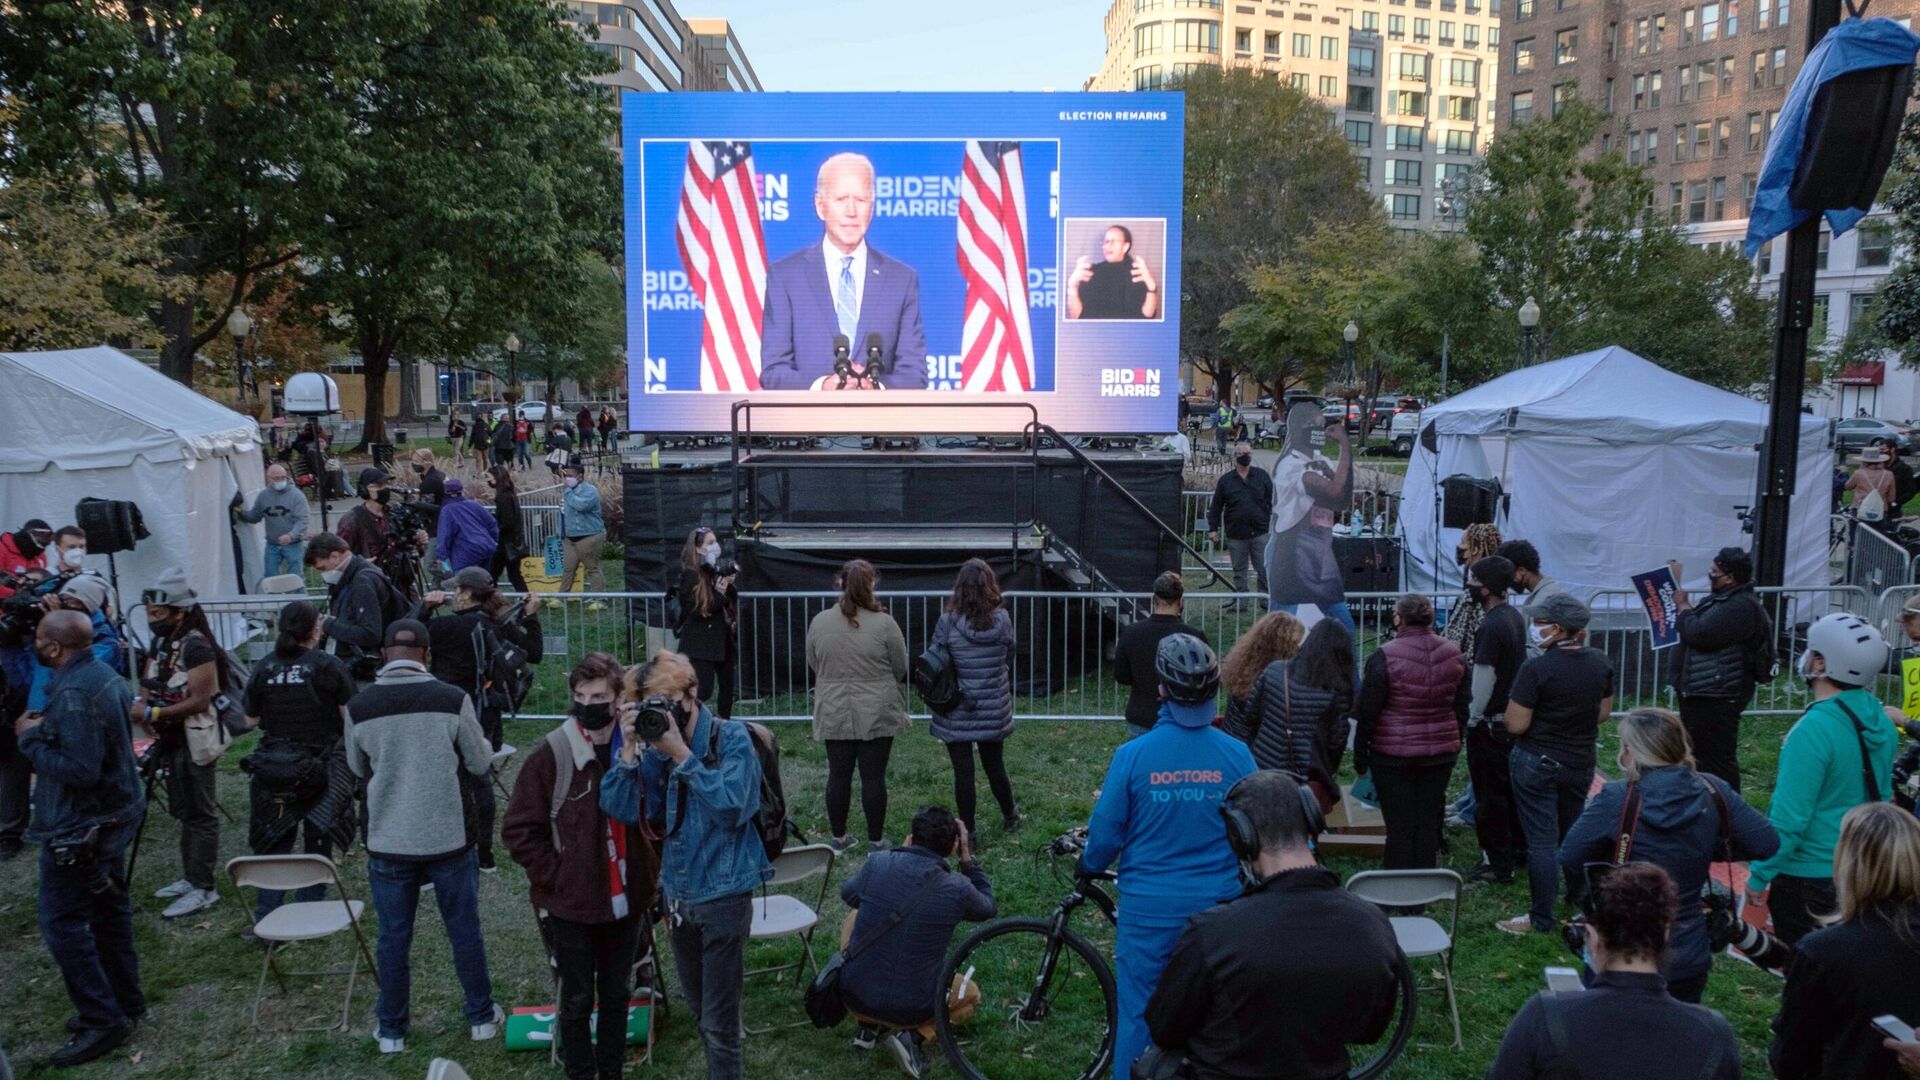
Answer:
[
  {"left": 1834, "top": 416, "right": 1916, "bottom": 455},
  {"left": 1390, "top": 409, "right": 1422, "bottom": 456},
  {"left": 491, "top": 400, "right": 550, "bottom": 423}
]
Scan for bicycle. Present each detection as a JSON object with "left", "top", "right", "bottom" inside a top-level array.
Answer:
[{"left": 933, "top": 828, "right": 1419, "bottom": 1080}]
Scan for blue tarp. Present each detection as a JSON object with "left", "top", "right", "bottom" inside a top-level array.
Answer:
[{"left": 1744, "top": 17, "right": 1920, "bottom": 257}]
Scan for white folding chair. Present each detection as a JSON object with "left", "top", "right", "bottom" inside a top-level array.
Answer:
[
  {"left": 489, "top": 743, "right": 517, "bottom": 798},
  {"left": 1345, "top": 868, "right": 1464, "bottom": 1050},
  {"left": 226, "top": 853, "right": 379, "bottom": 1033},
  {"left": 258, "top": 574, "right": 307, "bottom": 595},
  {"left": 743, "top": 843, "right": 835, "bottom": 1034},
  {"left": 425, "top": 1058, "right": 472, "bottom": 1080}
]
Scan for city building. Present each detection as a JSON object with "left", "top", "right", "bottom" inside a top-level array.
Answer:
[
  {"left": 1087, "top": 0, "right": 1506, "bottom": 233},
  {"left": 565, "top": 0, "right": 703, "bottom": 93},
  {"left": 686, "top": 18, "right": 766, "bottom": 92}
]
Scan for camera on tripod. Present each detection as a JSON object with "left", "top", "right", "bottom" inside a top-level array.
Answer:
[
  {"left": 631, "top": 694, "right": 685, "bottom": 743},
  {"left": 0, "top": 570, "right": 76, "bottom": 648}
]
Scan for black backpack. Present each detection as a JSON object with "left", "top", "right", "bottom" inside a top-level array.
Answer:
[
  {"left": 469, "top": 612, "right": 534, "bottom": 716},
  {"left": 676, "top": 719, "right": 799, "bottom": 864},
  {"left": 912, "top": 616, "right": 965, "bottom": 714}
]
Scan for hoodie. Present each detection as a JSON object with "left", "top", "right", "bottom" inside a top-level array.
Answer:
[
  {"left": 1082, "top": 699, "right": 1256, "bottom": 913},
  {"left": 236, "top": 483, "right": 311, "bottom": 545},
  {"left": 1748, "top": 687, "right": 1898, "bottom": 891},
  {"left": 1559, "top": 765, "right": 1779, "bottom": 979}
]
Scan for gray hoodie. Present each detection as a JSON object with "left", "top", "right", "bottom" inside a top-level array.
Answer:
[{"left": 238, "top": 482, "right": 311, "bottom": 544}]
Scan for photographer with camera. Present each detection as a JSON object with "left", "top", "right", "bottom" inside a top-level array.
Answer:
[
  {"left": 421, "top": 566, "right": 543, "bottom": 872},
  {"left": 305, "top": 534, "right": 398, "bottom": 686},
  {"left": 1557, "top": 708, "right": 1780, "bottom": 1002},
  {"left": 677, "top": 528, "right": 738, "bottom": 720},
  {"left": 240, "top": 601, "right": 355, "bottom": 924},
  {"left": 1488, "top": 863, "right": 1741, "bottom": 1080},
  {"left": 1770, "top": 802, "right": 1920, "bottom": 1080},
  {"left": 18, "top": 577, "right": 125, "bottom": 715},
  {"left": 19, "top": 610, "right": 147, "bottom": 1067},
  {"left": 129, "top": 569, "right": 225, "bottom": 920},
  {"left": 1141, "top": 770, "right": 1400, "bottom": 1080},
  {"left": 336, "top": 468, "right": 429, "bottom": 568},
  {"left": 1747, "top": 612, "right": 1898, "bottom": 946},
  {"left": 602, "top": 651, "right": 772, "bottom": 1080}
]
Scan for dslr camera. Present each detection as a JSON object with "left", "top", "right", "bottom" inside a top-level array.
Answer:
[
  {"left": 48, "top": 825, "right": 114, "bottom": 896},
  {"left": 0, "top": 570, "right": 73, "bottom": 648},
  {"left": 1702, "top": 881, "right": 1793, "bottom": 971},
  {"left": 631, "top": 694, "right": 686, "bottom": 743}
]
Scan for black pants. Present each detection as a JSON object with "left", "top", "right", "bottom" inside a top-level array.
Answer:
[
  {"left": 1679, "top": 695, "right": 1746, "bottom": 793},
  {"left": 1770, "top": 873, "right": 1838, "bottom": 947},
  {"left": 489, "top": 545, "right": 530, "bottom": 593},
  {"left": 548, "top": 913, "right": 640, "bottom": 1080},
  {"left": 824, "top": 738, "right": 893, "bottom": 842},
  {"left": 945, "top": 740, "right": 1016, "bottom": 835},
  {"left": 1372, "top": 753, "right": 1458, "bottom": 870},
  {"left": 692, "top": 657, "right": 734, "bottom": 721},
  {"left": 1466, "top": 724, "right": 1521, "bottom": 874}
]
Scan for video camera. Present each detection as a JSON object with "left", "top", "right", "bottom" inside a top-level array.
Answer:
[{"left": 0, "top": 570, "right": 76, "bottom": 648}]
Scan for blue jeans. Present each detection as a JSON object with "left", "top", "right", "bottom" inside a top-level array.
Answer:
[
  {"left": 39, "top": 820, "right": 144, "bottom": 1031},
  {"left": 516, "top": 441, "right": 532, "bottom": 467},
  {"left": 1114, "top": 907, "right": 1192, "bottom": 1078},
  {"left": 368, "top": 851, "right": 495, "bottom": 1039},
  {"left": 668, "top": 892, "right": 751, "bottom": 1080},
  {"left": 263, "top": 541, "right": 305, "bottom": 580},
  {"left": 1269, "top": 600, "right": 1356, "bottom": 631},
  {"left": 1508, "top": 747, "right": 1594, "bottom": 930}
]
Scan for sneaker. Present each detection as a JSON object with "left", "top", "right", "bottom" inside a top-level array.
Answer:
[
  {"left": 421, "top": 881, "right": 435, "bottom": 893},
  {"left": 48, "top": 1021, "right": 132, "bottom": 1068},
  {"left": 884, "top": 1030, "right": 926, "bottom": 1078},
  {"left": 852, "top": 1023, "right": 881, "bottom": 1050},
  {"left": 152, "top": 879, "right": 195, "bottom": 900},
  {"left": 471, "top": 1003, "right": 506, "bottom": 1041},
  {"left": 1495, "top": 914, "right": 1541, "bottom": 936},
  {"left": 1003, "top": 811, "right": 1023, "bottom": 833},
  {"left": 161, "top": 887, "right": 219, "bottom": 919},
  {"left": 377, "top": 1034, "right": 406, "bottom": 1054},
  {"left": 868, "top": 838, "right": 893, "bottom": 854},
  {"left": 478, "top": 850, "right": 498, "bottom": 875},
  {"left": 826, "top": 835, "right": 858, "bottom": 855}
]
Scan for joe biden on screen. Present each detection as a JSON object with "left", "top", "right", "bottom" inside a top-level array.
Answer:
[{"left": 759, "top": 152, "right": 927, "bottom": 389}]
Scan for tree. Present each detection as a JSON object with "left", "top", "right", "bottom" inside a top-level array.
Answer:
[
  {"left": 1875, "top": 93, "right": 1920, "bottom": 367},
  {"left": 1223, "top": 220, "right": 1390, "bottom": 396},
  {"left": 1178, "top": 65, "right": 1378, "bottom": 396},
  {"left": 465, "top": 259, "right": 628, "bottom": 404},
  {"left": 0, "top": 176, "right": 188, "bottom": 350},
  {"left": 294, "top": 0, "right": 621, "bottom": 445}
]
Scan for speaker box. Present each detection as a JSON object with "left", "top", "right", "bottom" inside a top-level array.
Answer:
[
  {"left": 1441, "top": 475, "right": 1502, "bottom": 529},
  {"left": 74, "top": 498, "right": 146, "bottom": 555},
  {"left": 1333, "top": 534, "right": 1402, "bottom": 597}
]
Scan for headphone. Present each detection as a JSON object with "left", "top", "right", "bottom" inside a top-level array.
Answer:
[{"left": 1219, "top": 770, "right": 1326, "bottom": 864}]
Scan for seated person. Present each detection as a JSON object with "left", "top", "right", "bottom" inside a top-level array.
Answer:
[
  {"left": 1486, "top": 863, "right": 1742, "bottom": 1080},
  {"left": 1143, "top": 770, "right": 1401, "bottom": 1080},
  {"left": 839, "top": 804, "right": 996, "bottom": 1078}
]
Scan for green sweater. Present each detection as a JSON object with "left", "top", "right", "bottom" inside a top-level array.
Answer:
[{"left": 1748, "top": 687, "right": 1897, "bottom": 890}]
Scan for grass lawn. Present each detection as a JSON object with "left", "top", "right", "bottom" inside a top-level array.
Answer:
[{"left": 0, "top": 706, "right": 1798, "bottom": 1079}]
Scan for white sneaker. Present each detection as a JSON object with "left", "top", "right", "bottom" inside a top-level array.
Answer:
[
  {"left": 471, "top": 1003, "right": 505, "bottom": 1040},
  {"left": 586, "top": 601, "right": 608, "bottom": 612},
  {"left": 153, "top": 879, "right": 194, "bottom": 900},
  {"left": 377, "top": 1034, "right": 405, "bottom": 1054},
  {"left": 161, "top": 887, "right": 220, "bottom": 919}
]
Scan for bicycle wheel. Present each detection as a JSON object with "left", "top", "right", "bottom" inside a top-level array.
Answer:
[
  {"left": 935, "top": 917, "right": 1117, "bottom": 1080},
  {"left": 1348, "top": 950, "right": 1419, "bottom": 1080}
]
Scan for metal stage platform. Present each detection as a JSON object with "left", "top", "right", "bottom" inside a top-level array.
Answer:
[{"left": 744, "top": 524, "right": 1048, "bottom": 552}]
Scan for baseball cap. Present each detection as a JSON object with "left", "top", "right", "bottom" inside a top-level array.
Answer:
[
  {"left": 1524, "top": 591, "right": 1591, "bottom": 633},
  {"left": 59, "top": 575, "right": 110, "bottom": 615},
  {"left": 440, "top": 566, "right": 495, "bottom": 594},
  {"left": 358, "top": 466, "right": 390, "bottom": 487},
  {"left": 384, "top": 619, "right": 429, "bottom": 649}
]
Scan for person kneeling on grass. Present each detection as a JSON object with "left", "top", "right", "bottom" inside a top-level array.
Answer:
[{"left": 839, "top": 804, "right": 996, "bottom": 1078}]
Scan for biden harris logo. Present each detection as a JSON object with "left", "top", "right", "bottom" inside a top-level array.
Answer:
[{"left": 1099, "top": 368, "right": 1161, "bottom": 397}]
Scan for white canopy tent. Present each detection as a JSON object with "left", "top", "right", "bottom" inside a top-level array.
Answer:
[
  {"left": 0, "top": 347, "right": 267, "bottom": 612},
  {"left": 1399, "top": 346, "right": 1830, "bottom": 612}
]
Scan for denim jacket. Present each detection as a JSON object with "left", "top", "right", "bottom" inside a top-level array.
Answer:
[
  {"left": 601, "top": 706, "right": 771, "bottom": 905},
  {"left": 19, "top": 653, "right": 144, "bottom": 843},
  {"left": 561, "top": 480, "right": 605, "bottom": 539}
]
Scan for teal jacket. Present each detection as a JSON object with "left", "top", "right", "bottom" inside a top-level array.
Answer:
[{"left": 1748, "top": 687, "right": 1897, "bottom": 890}]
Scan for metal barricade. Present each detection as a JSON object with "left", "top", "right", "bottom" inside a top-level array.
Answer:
[
  {"left": 518, "top": 483, "right": 566, "bottom": 555},
  {"left": 1847, "top": 517, "right": 1914, "bottom": 595}
]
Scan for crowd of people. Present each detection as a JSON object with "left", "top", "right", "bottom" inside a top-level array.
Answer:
[{"left": 14, "top": 469, "right": 1920, "bottom": 1080}]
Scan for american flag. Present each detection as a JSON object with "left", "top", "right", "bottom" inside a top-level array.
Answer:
[
  {"left": 675, "top": 140, "right": 768, "bottom": 392},
  {"left": 955, "top": 140, "right": 1036, "bottom": 393}
]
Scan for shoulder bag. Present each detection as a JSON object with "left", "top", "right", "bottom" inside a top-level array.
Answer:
[
  {"left": 805, "top": 866, "right": 946, "bottom": 1028},
  {"left": 1829, "top": 697, "right": 1887, "bottom": 803}
]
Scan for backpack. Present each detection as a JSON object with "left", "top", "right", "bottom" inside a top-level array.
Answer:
[
  {"left": 675, "top": 718, "right": 799, "bottom": 864},
  {"left": 1861, "top": 485, "right": 1888, "bottom": 522},
  {"left": 912, "top": 616, "right": 965, "bottom": 715},
  {"left": 469, "top": 612, "right": 533, "bottom": 716}
]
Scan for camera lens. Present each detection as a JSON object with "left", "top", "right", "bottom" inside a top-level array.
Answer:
[{"left": 634, "top": 695, "right": 675, "bottom": 742}]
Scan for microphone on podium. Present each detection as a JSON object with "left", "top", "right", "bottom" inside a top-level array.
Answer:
[
  {"left": 863, "top": 333, "right": 885, "bottom": 387},
  {"left": 832, "top": 334, "right": 853, "bottom": 389}
]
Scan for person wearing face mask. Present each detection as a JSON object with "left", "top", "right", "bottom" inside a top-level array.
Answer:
[
  {"left": 1746, "top": 612, "right": 1898, "bottom": 946},
  {"left": 1439, "top": 523, "right": 1503, "bottom": 663},
  {"left": 1464, "top": 555, "right": 1528, "bottom": 885},
  {"left": 1667, "top": 547, "right": 1773, "bottom": 793},
  {"left": 0, "top": 522, "right": 53, "bottom": 859},
  {"left": 485, "top": 466, "right": 531, "bottom": 593},
  {"left": 21, "top": 577, "right": 126, "bottom": 718},
  {"left": 50, "top": 526, "right": 91, "bottom": 578},
  {"left": 18, "top": 610, "right": 147, "bottom": 1068},
  {"left": 1206, "top": 441, "right": 1275, "bottom": 606},
  {"left": 1497, "top": 593, "right": 1615, "bottom": 936},
  {"left": 602, "top": 651, "right": 772, "bottom": 1080},
  {"left": 676, "top": 528, "right": 738, "bottom": 721},
  {"left": 0, "top": 518, "right": 54, "bottom": 600},
  {"left": 305, "top": 533, "right": 399, "bottom": 685},
  {"left": 337, "top": 468, "right": 399, "bottom": 562},
  {"left": 558, "top": 462, "right": 607, "bottom": 609},
  {"left": 1557, "top": 709, "right": 1778, "bottom": 1003},
  {"left": 234, "top": 464, "right": 312, "bottom": 581},
  {"left": 433, "top": 478, "right": 499, "bottom": 575},
  {"left": 502, "top": 653, "right": 660, "bottom": 1080}
]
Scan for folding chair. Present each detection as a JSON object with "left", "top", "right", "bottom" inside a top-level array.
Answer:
[
  {"left": 1345, "top": 868, "right": 1464, "bottom": 1050},
  {"left": 743, "top": 843, "right": 836, "bottom": 1034},
  {"left": 425, "top": 1059, "right": 472, "bottom": 1080},
  {"left": 490, "top": 744, "right": 517, "bottom": 799},
  {"left": 259, "top": 574, "right": 307, "bottom": 595},
  {"left": 226, "top": 853, "right": 379, "bottom": 1033}
]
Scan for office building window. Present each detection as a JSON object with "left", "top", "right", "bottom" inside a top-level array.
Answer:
[
  {"left": 1515, "top": 37, "right": 1536, "bottom": 72},
  {"left": 1678, "top": 65, "right": 1694, "bottom": 102},
  {"left": 1771, "top": 46, "right": 1787, "bottom": 85},
  {"left": 1743, "top": 173, "right": 1758, "bottom": 215},
  {"left": 1816, "top": 229, "right": 1831, "bottom": 270},
  {"left": 1135, "top": 65, "right": 1165, "bottom": 89},
  {"left": 1670, "top": 182, "right": 1686, "bottom": 223},
  {"left": 1415, "top": 17, "right": 1432, "bottom": 41},
  {"left": 1323, "top": 35, "right": 1341, "bottom": 58},
  {"left": 1346, "top": 119, "right": 1374, "bottom": 147},
  {"left": 1756, "top": 238, "right": 1772, "bottom": 275},
  {"left": 1701, "top": 0, "right": 1720, "bottom": 39},
  {"left": 1646, "top": 128, "right": 1660, "bottom": 161},
  {"left": 1266, "top": 30, "right": 1281, "bottom": 54},
  {"left": 1136, "top": 0, "right": 1163, "bottom": 8},
  {"left": 1653, "top": 13, "right": 1666, "bottom": 50},
  {"left": 1604, "top": 76, "right": 1615, "bottom": 111},
  {"left": 1174, "top": 0, "right": 1221, "bottom": 5},
  {"left": 1607, "top": 20, "right": 1619, "bottom": 59},
  {"left": 1634, "top": 16, "right": 1650, "bottom": 54},
  {"left": 1693, "top": 120, "right": 1711, "bottom": 159},
  {"left": 1512, "top": 89, "right": 1535, "bottom": 123},
  {"left": 1777, "top": 0, "right": 1789, "bottom": 25},
  {"left": 1811, "top": 294, "right": 1830, "bottom": 344},
  {"left": 1352, "top": 45, "right": 1378, "bottom": 74},
  {"left": 1552, "top": 82, "right": 1576, "bottom": 115},
  {"left": 1348, "top": 84, "right": 1376, "bottom": 109},
  {"left": 1628, "top": 129, "right": 1643, "bottom": 164},
  {"left": 1694, "top": 59, "right": 1714, "bottom": 99},
  {"left": 1172, "top": 19, "right": 1221, "bottom": 52},
  {"left": 1726, "top": 0, "right": 1739, "bottom": 35},
  {"left": 1388, "top": 124, "right": 1422, "bottom": 149},
  {"left": 1437, "top": 161, "right": 1472, "bottom": 184},
  {"left": 1440, "top": 20, "right": 1456, "bottom": 43},
  {"left": 1859, "top": 219, "right": 1896, "bottom": 267},
  {"left": 1236, "top": 27, "right": 1253, "bottom": 53},
  {"left": 1720, "top": 56, "right": 1734, "bottom": 94},
  {"left": 1387, "top": 158, "right": 1424, "bottom": 185},
  {"left": 1393, "top": 89, "right": 1428, "bottom": 114},
  {"left": 1688, "top": 181, "right": 1708, "bottom": 223},
  {"left": 1466, "top": 24, "right": 1481, "bottom": 46},
  {"left": 1751, "top": 50, "right": 1766, "bottom": 88},
  {"left": 1388, "top": 193, "right": 1423, "bottom": 219},
  {"left": 1321, "top": 75, "right": 1340, "bottom": 96},
  {"left": 1649, "top": 70, "right": 1662, "bottom": 106},
  {"left": 1711, "top": 176, "right": 1727, "bottom": 219},
  {"left": 1401, "top": 52, "right": 1430, "bottom": 79},
  {"left": 1446, "top": 94, "right": 1476, "bottom": 119},
  {"left": 1363, "top": 10, "right": 1380, "bottom": 30},
  {"left": 1389, "top": 13, "right": 1406, "bottom": 37},
  {"left": 1757, "top": 0, "right": 1773, "bottom": 26},
  {"left": 1294, "top": 31, "right": 1312, "bottom": 55},
  {"left": 1444, "top": 128, "right": 1476, "bottom": 154},
  {"left": 1715, "top": 117, "right": 1730, "bottom": 156},
  {"left": 1850, "top": 291, "right": 1877, "bottom": 328},
  {"left": 1556, "top": 28, "right": 1578, "bottom": 63},
  {"left": 1136, "top": 22, "right": 1165, "bottom": 54},
  {"left": 1517, "top": 0, "right": 1535, "bottom": 17},
  {"left": 1290, "top": 71, "right": 1311, "bottom": 90}
]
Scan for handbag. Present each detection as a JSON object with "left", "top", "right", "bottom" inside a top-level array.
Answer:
[
  {"left": 182, "top": 709, "right": 232, "bottom": 766},
  {"left": 805, "top": 867, "right": 947, "bottom": 1028}
]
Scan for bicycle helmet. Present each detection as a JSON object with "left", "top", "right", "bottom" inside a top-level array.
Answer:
[
  {"left": 1804, "top": 612, "right": 1887, "bottom": 688},
  {"left": 1155, "top": 633, "right": 1220, "bottom": 706}
]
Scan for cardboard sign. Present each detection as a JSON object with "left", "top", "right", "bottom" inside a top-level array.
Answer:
[
  {"left": 544, "top": 535, "right": 565, "bottom": 578},
  {"left": 1631, "top": 566, "right": 1682, "bottom": 650},
  {"left": 1902, "top": 657, "right": 1920, "bottom": 714},
  {"left": 505, "top": 1000, "right": 652, "bottom": 1051}
]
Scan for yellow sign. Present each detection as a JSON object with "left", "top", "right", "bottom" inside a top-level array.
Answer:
[
  {"left": 522, "top": 556, "right": 567, "bottom": 593},
  {"left": 1902, "top": 657, "right": 1920, "bottom": 715}
]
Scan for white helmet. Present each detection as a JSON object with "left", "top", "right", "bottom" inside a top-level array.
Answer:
[{"left": 1804, "top": 612, "right": 1888, "bottom": 688}]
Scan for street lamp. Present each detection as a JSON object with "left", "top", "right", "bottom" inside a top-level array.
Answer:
[
  {"left": 503, "top": 333, "right": 521, "bottom": 405},
  {"left": 226, "top": 308, "right": 253, "bottom": 403},
  {"left": 1518, "top": 296, "right": 1541, "bottom": 368},
  {"left": 1342, "top": 319, "right": 1359, "bottom": 385}
]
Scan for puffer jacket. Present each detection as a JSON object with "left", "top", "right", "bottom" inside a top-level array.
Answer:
[
  {"left": 1672, "top": 583, "right": 1771, "bottom": 701},
  {"left": 1354, "top": 627, "right": 1467, "bottom": 765},
  {"left": 806, "top": 604, "right": 909, "bottom": 741},
  {"left": 1236, "top": 659, "right": 1351, "bottom": 791},
  {"left": 928, "top": 609, "right": 1015, "bottom": 743}
]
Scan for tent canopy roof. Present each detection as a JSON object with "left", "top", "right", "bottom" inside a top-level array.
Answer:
[
  {"left": 0, "top": 347, "right": 260, "bottom": 474},
  {"left": 1424, "top": 346, "right": 1824, "bottom": 446}
]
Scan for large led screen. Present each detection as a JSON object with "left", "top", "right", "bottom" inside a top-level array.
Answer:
[{"left": 624, "top": 92, "right": 1183, "bottom": 434}]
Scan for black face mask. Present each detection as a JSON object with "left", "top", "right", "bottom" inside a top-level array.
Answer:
[
  {"left": 149, "top": 613, "right": 177, "bottom": 638},
  {"left": 15, "top": 531, "right": 45, "bottom": 558},
  {"left": 374, "top": 488, "right": 392, "bottom": 506},
  {"left": 573, "top": 701, "right": 615, "bottom": 731},
  {"left": 1235, "top": 453, "right": 1252, "bottom": 467},
  {"left": 34, "top": 644, "right": 60, "bottom": 668}
]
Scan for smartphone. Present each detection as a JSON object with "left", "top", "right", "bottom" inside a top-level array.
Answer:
[
  {"left": 1873, "top": 1015, "right": 1916, "bottom": 1043},
  {"left": 1543, "top": 967, "right": 1586, "bottom": 993}
]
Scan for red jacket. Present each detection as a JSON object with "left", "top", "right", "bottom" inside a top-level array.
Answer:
[
  {"left": 0, "top": 532, "right": 47, "bottom": 599},
  {"left": 1356, "top": 627, "right": 1467, "bottom": 762}
]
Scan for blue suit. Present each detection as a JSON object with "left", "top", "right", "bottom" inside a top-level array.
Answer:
[
  {"left": 1082, "top": 700, "right": 1256, "bottom": 1077},
  {"left": 759, "top": 240, "right": 927, "bottom": 389}
]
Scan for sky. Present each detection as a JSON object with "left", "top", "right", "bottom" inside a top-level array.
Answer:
[{"left": 694, "top": 0, "right": 1115, "bottom": 92}]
